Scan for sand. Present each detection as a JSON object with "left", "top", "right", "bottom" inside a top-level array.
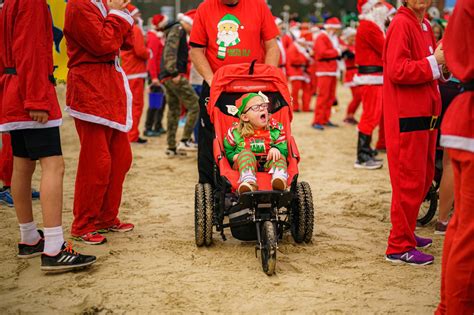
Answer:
[{"left": 0, "top": 84, "right": 443, "bottom": 314}]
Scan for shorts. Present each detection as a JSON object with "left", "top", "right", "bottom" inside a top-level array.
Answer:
[{"left": 10, "top": 127, "right": 62, "bottom": 160}]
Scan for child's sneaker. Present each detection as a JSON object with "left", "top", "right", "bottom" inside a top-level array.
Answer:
[
  {"left": 385, "top": 249, "right": 434, "bottom": 266},
  {"left": 434, "top": 220, "right": 448, "bottom": 235},
  {"left": 415, "top": 234, "right": 432, "bottom": 249},
  {"left": 271, "top": 177, "right": 287, "bottom": 191},
  {"left": 41, "top": 242, "right": 96, "bottom": 271},
  {"left": 238, "top": 182, "right": 258, "bottom": 194},
  {"left": 72, "top": 232, "right": 106, "bottom": 245},
  {"left": 177, "top": 140, "right": 198, "bottom": 152},
  {"left": 18, "top": 230, "right": 44, "bottom": 258},
  {"left": 109, "top": 222, "right": 134, "bottom": 233},
  {"left": 0, "top": 189, "right": 14, "bottom": 207},
  {"left": 31, "top": 189, "right": 40, "bottom": 200}
]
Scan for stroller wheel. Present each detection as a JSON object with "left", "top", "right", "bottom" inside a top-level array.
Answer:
[
  {"left": 261, "top": 221, "right": 277, "bottom": 276},
  {"left": 194, "top": 183, "right": 214, "bottom": 247},
  {"left": 291, "top": 182, "right": 314, "bottom": 243},
  {"left": 417, "top": 183, "right": 438, "bottom": 226}
]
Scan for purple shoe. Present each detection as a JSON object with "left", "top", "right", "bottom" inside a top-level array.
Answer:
[
  {"left": 415, "top": 234, "right": 432, "bottom": 249},
  {"left": 385, "top": 249, "right": 434, "bottom": 266}
]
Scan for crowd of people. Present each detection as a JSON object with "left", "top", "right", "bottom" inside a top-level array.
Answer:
[{"left": 0, "top": 0, "right": 472, "bottom": 312}]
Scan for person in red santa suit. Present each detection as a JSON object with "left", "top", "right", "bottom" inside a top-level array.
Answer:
[
  {"left": 436, "top": 0, "right": 474, "bottom": 312},
  {"left": 352, "top": 0, "right": 388, "bottom": 170},
  {"left": 64, "top": 0, "right": 135, "bottom": 245},
  {"left": 383, "top": 0, "right": 448, "bottom": 266},
  {"left": 311, "top": 17, "right": 342, "bottom": 130},
  {"left": 308, "top": 25, "right": 321, "bottom": 98},
  {"left": 340, "top": 27, "right": 362, "bottom": 125},
  {"left": 144, "top": 14, "right": 168, "bottom": 137},
  {"left": 121, "top": 4, "right": 150, "bottom": 144},
  {"left": 274, "top": 17, "right": 291, "bottom": 76},
  {"left": 286, "top": 31, "right": 313, "bottom": 112}
]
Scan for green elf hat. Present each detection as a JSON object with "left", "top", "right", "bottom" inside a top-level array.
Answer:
[{"left": 233, "top": 92, "right": 268, "bottom": 117}]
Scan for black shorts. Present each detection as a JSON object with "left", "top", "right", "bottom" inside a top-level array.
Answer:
[{"left": 10, "top": 127, "right": 62, "bottom": 160}]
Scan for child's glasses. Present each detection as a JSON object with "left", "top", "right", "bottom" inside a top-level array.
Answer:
[{"left": 243, "top": 103, "right": 269, "bottom": 113}]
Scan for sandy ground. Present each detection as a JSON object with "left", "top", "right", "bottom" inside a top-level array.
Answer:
[{"left": 0, "top": 84, "right": 444, "bottom": 314}]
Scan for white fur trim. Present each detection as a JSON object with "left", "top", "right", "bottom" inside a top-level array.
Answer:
[
  {"left": 158, "top": 15, "right": 169, "bottom": 29},
  {"left": 439, "top": 66, "right": 452, "bottom": 83},
  {"left": 361, "top": 0, "right": 380, "bottom": 14},
  {"left": 275, "top": 17, "right": 283, "bottom": 26},
  {"left": 90, "top": 0, "right": 107, "bottom": 17},
  {"left": 323, "top": 24, "right": 342, "bottom": 29},
  {"left": 0, "top": 119, "right": 62, "bottom": 132},
  {"left": 178, "top": 13, "right": 193, "bottom": 26},
  {"left": 129, "top": 8, "right": 139, "bottom": 16},
  {"left": 441, "top": 135, "right": 474, "bottom": 153},
  {"left": 289, "top": 75, "right": 310, "bottom": 83},
  {"left": 217, "top": 20, "right": 238, "bottom": 27},
  {"left": 426, "top": 55, "right": 440, "bottom": 80},
  {"left": 109, "top": 9, "right": 134, "bottom": 27},
  {"left": 126, "top": 72, "right": 148, "bottom": 80},
  {"left": 294, "top": 42, "right": 311, "bottom": 60},
  {"left": 343, "top": 81, "right": 358, "bottom": 87},
  {"left": 353, "top": 74, "right": 383, "bottom": 85},
  {"left": 316, "top": 71, "right": 338, "bottom": 77}
]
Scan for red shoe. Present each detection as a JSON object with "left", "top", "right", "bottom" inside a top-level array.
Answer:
[
  {"left": 72, "top": 232, "right": 107, "bottom": 245},
  {"left": 109, "top": 222, "right": 134, "bottom": 233}
]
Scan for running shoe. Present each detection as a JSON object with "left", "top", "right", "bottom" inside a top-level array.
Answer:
[
  {"left": 312, "top": 124, "right": 325, "bottom": 131},
  {"left": 0, "top": 189, "right": 14, "bottom": 207},
  {"left": 354, "top": 158, "right": 383, "bottom": 170},
  {"left": 434, "top": 221, "right": 448, "bottom": 235},
  {"left": 18, "top": 230, "right": 44, "bottom": 258},
  {"left": 132, "top": 137, "right": 148, "bottom": 144},
  {"left": 385, "top": 249, "right": 434, "bottom": 266},
  {"left": 144, "top": 130, "right": 161, "bottom": 137},
  {"left": 165, "top": 148, "right": 186, "bottom": 157},
  {"left": 325, "top": 121, "right": 339, "bottom": 128},
  {"left": 72, "top": 232, "right": 106, "bottom": 245},
  {"left": 344, "top": 117, "right": 358, "bottom": 125},
  {"left": 415, "top": 234, "right": 433, "bottom": 249},
  {"left": 109, "top": 222, "right": 134, "bottom": 233},
  {"left": 31, "top": 189, "right": 40, "bottom": 200},
  {"left": 41, "top": 241, "right": 96, "bottom": 271},
  {"left": 177, "top": 140, "right": 198, "bottom": 152}
]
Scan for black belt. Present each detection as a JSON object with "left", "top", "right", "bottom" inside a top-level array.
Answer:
[
  {"left": 399, "top": 116, "right": 440, "bottom": 133},
  {"left": 358, "top": 66, "right": 383, "bottom": 74},
  {"left": 461, "top": 80, "right": 474, "bottom": 92},
  {"left": 4, "top": 67, "right": 56, "bottom": 86},
  {"left": 290, "top": 64, "right": 307, "bottom": 68},
  {"left": 318, "top": 57, "right": 340, "bottom": 62},
  {"left": 347, "top": 66, "right": 358, "bottom": 70}
]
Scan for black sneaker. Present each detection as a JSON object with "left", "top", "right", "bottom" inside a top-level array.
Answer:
[
  {"left": 18, "top": 230, "right": 44, "bottom": 258},
  {"left": 41, "top": 242, "right": 96, "bottom": 272},
  {"left": 133, "top": 137, "right": 148, "bottom": 144}
]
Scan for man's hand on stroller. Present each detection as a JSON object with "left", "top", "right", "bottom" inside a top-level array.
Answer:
[{"left": 267, "top": 148, "right": 281, "bottom": 162}]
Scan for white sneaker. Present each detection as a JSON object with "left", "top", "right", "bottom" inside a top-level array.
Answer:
[{"left": 177, "top": 140, "right": 198, "bottom": 152}]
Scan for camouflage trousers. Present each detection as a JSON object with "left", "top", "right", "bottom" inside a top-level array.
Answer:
[{"left": 163, "top": 77, "right": 199, "bottom": 149}]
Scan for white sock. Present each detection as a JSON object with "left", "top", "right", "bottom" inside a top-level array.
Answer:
[
  {"left": 19, "top": 222, "right": 41, "bottom": 245},
  {"left": 43, "top": 226, "right": 64, "bottom": 256}
]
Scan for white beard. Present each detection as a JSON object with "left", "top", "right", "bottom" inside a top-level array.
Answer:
[
  {"left": 218, "top": 31, "right": 239, "bottom": 46},
  {"left": 371, "top": 6, "right": 389, "bottom": 30}
]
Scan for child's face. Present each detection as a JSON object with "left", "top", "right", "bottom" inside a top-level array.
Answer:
[{"left": 241, "top": 96, "right": 269, "bottom": 129}]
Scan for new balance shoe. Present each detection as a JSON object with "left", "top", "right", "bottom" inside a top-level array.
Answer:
[
  {"left": 385, "top": 249, "right": 434, "bottom": 266},
  {"left": 434, "top": 220, "right": 449, "bottom": 235},
  {"left": 177, "top": 140, "right": 198, "bottom": 152},
  {"left": 72, "top": 232, "right": 106, "bottom": 245},
  {"left": 31, "top": 189, "right": 40, "bottom": 200},
  {"left": 109, "top": 222, "right": 134, "bottom": 233},
  {"left": 41, "top": 242, "right": 96, "bottom": 272},
  {"left": 415, "top": 234, "right": 433, "bottom": 249},
  {"left": 18, "top": 230, "right": 44, "bottom": 258},
  {"left": 0, "top": 189, "right": 14, "bottom": 207}
]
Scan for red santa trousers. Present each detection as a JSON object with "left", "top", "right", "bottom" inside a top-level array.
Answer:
[
  {"left": 128, "top": 78, "right": 145, "bottom": 142},
  {"left": 71, "top": 119, "right": 132, "bottom": 236},
  {"left": 385, "top": 127, "right": 437, "bottom": 255},
  {"left": 358, "top": 85, "right": 382, "bottom": 136},
  {"left": 313, "top": 76, "right": 337, "bottom": 125},
  {"left": 346, "top": 86, "right": 362, "bottom": 116},
  {"left": 376, "top": 112, "right": 386, "bottom": 150},
  {"left": 436, "top": 149, "right": 474, "bottom": 315},
  {"left": 0, "top": 134, "right": 13, "bottom": 187},
  {"left": 291, "top": 80, "right": 312, "bottom": 112}
]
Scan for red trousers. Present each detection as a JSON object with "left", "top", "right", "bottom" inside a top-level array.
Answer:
[
  {"left": 436, "top": 149, "right": 474, "bottom": 315},
  {"left": 313, "top": 76, "right": 337, "bottom": 125},
  {"left": 127, "top": 78, "right": 145, "bottom": 142},
  {"left": 290, "top": 80, "right": 312, "bottom": 112},
  {"left": 385, "top": 126, "right": 437, "bottom": 255},
  {"left": 0, "top": 133, "right": 13, "bottom": 187},
  {"left": 71, "top": 119, "right": 132, "bottom": 236},
  {"left": 376, "top": 111, "right": 386, "bottom": 150},
  {"left": 346, "top": 86, "right": 362, "bottom": 116},
  {"left": 358, "top": 85, "right": 382, "bottom": 136}
]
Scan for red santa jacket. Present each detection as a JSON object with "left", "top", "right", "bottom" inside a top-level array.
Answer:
[
  {"left": 121, "top": 25, "right": 149, "bottom": 80},
  {"left": 354, "top": 20, "right": 384, "bottom": 85},
  {"left": 147, "top": 30, "right": 165, "bottom": 81},
  {"left": 343, "top": 44, "right": 357, "bottom": 86},
  {"left": 383, "top": 6, "right": 442, "bottom": 122},
  {"left": 440, "top": 0, "right": 474, "bottom": 152},
  {"left": 286, "top": 42, "right": 311, "bottom": 82},
  {"left": 64, "top": 0, "right": 134, "bottom": 133},
  {"left": 0, "top": 0, "right": 62, "bottom": 132},
  {"left": 313, "top": 31, "right": 340, "bottom": 77}
]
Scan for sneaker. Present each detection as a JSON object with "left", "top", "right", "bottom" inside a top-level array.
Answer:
[
  {"left": 344, "top": 117, "right": 358, "bottom": 125},
  {"left": 155, "top": 127, "right": 166, "bottom": 135},
  {"left": 72, "top": 232, "right": 106, "bottom": 245},
  {"left": 41, "top": 242, "right": 96, "bottom": 272},
  {"left": 238, "top": 182, "right": 257, "bottom": 194},
  {"left": 434, "top": 221, "right": 448, "bottom": 235},
  {"left": 0, "top": 189, "right": 14, "bottom": 207},
  {"left": 354, "top": 158, "right": 383, "bottom": 170},
  {"left": 109, "top": 222, "right": 134, "bottom": 233},
  {"left": 177, "top": 140, "right": 198, "bottom": 152},
  {"left": 415, "top": 234, "right": 433, "bottom": 249},
  {"left": 144, "top": 130, "right": 161, "bottom": 137},
  {"left": 132, "top": 137, "right": 148, "bottom": 144},
  {"left": 166, "top": 148, "right": 186, "bottom": 157},
  {"left": 312, "top": 123, "right": 325, "bottom": 131},
  {"left": 325, "top": 121, "right": 339, "bottom": 128},
  {"left": 271, "top": 177, "right": 287, "bottom": 191},
  {"left": 31, "top": 189, "right": 40, "bottom": 200},
  {"left": 18, "top": 230, "right": 44, "bottom": 258},
  {"left": 385, "top": 249, "right": 434, "bottom": 266}
]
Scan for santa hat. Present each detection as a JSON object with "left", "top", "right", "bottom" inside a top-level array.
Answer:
[
  {"left": 300, "top": 22, "right": 310, "bottom": 31},
  {"left": 126, "top": 4, "right": 139, "bottom": 16},
  {"left": 274, "top": 16, "right": 283, "bottom": 26},
  {"left": 384, "top": 2, "right": 397, "bottom": 16},
  {"left": 324, "top": 17, "right": 342, "bottom": 29},
  {"left": 177, "top": 9, "right": 196, "bottom": 26},
  {"left": 341, "top": 27, "right": 357, "bottom": 40},
  {"left": 357, "top": 0, "right": 381, "bottom": 14},
  {"left": 298, "top": 30, "right": 313, "bottom": 44},
  {"left": 152, "top": 14, "right": 168, "bottom": 29}
]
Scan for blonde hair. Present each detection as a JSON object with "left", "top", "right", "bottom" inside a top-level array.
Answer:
[{"left": 237, "top": 117, "right": 269, "bottom": 138}]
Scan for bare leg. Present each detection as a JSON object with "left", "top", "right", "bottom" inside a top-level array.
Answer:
[
  {"left": 438, "top": 150, "right": 454, "bottom": 222},
  {"left": 11, "top": 157, "right": 36, "bottom": 224},
  {"left": 39, "top": 156, "right": 64, "bottom": 228}
]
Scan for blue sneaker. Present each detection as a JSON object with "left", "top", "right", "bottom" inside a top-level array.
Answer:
[
  {"left": 385, "top": 249, "right": 434, "bottom": 266},
  {"left": 415, "top": 234, "right": 432, "bottom": 249},
  {"left": 312, "top": 124, "right": 325, "bottom": 131},
  {"left": 32, "top": 189, "right": 40, "bottom": 200},
  {"left": 325, "top": 121, "right": 339, "bottom": 128},
  {"left": 0, "top": 189, "right": 14, "bottom": 207}
]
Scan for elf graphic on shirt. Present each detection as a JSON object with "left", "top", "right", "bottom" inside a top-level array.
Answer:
[{"left": 216, "top": 14, "right": 242, "bottom": 60}]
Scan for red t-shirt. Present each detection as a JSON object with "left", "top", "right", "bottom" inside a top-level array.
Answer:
[{"left": 190, "top": 0, "right": 279, "bottom": 73}]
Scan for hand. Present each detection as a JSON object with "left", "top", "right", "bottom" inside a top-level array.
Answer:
[
  {"left": 233, "top": 154, "right": 239, "bottom": 162},
  {"left": 205, "top": 74, "right": 213, "bottom": 86},
  {"left": 267, "top": 148, "right": 281, "bottom": 162},
  {"left": 434, "top": 44, "right": 445, "bottom": 65},
  {"left": 107, "top": 0, "right": 130, "bottom": 11},
  {"left": 172, "top": 75, "right": 181, "bottom": 84},
  {"left": 150, "top": 78, "right": 160, "bottom": 86},
  {"left": 29, "top": 110, "right": 49, "bottom": 124}
]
